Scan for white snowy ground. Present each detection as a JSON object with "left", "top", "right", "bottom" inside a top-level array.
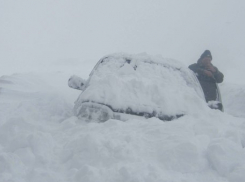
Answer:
[{"left": 0, "top": 65, "right": 245, "bottom": 182}]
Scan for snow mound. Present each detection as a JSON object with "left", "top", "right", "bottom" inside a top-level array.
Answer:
[
  {"left": 0, "top": 67, "right": 245, "bottom": 182},
  {"left": 0, "top": 73, "right": 75, "bottom": 125},
  {"left": 221, "top": 83, "right": 245, "bottom": 118}
]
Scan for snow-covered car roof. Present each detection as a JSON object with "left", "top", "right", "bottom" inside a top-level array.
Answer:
[{"left": 74, "top": 53, "right": 206, "bottom": 121}]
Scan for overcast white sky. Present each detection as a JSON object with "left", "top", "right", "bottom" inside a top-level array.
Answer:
[{"left": 1, "top": 0, "right": 245, "bottom": 83}]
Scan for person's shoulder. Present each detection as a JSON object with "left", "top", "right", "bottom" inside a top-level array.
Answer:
[
  {"left": 188, "top": 63, "right": 198, "bottom": 68},
  {"left": 189, "top": 63, "right": 197, "bottom": 66}
]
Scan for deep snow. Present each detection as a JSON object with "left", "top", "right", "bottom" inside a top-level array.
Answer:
[{"left": 0, "top": 61, "right": 245, "bottom": 182}]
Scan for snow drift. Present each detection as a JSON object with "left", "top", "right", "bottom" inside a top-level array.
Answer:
[{"left": 0, "top": 55, "right": 245, "bottom": 182}]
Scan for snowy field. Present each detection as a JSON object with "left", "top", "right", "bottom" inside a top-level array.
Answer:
[
  {"left": 0, "top": 59, "right": 245, "bottom": 182},
  {"left": 1, "top": 0, "right": 245, "bottom": 181}
]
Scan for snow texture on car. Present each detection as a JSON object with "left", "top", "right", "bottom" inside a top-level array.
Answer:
[{"left": 72, "top": 53, "right": 207, "bottom": 122}]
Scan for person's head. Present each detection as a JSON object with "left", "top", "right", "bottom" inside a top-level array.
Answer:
[{"left": 197, "top": 50, "right": 212, "bottom": 66}]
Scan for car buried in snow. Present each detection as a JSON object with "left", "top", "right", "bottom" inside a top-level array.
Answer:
[{"left": 68, "top": 53, "right": 222, "bottom": 122}]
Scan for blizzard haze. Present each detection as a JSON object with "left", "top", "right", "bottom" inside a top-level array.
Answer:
[
  {"left": 1, "top": 0, "right": 245, "bottom": 83},
  {"left": 1, "top": 2, "right": 245, "bottom": 181}
]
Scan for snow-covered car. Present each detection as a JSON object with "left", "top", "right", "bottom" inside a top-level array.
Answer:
[{"left": 69, "top": 53, "right": 209, "bottom": 122}]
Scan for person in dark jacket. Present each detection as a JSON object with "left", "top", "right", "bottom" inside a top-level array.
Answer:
[{"left": 189, "top": 50, "right": 224, "bottom": 109}]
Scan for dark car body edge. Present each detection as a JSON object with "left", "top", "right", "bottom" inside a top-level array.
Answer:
[{"left": 80, "top": 101, "right": 184, "bottom": 121}]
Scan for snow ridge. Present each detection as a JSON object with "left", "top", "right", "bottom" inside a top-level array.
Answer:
[{"left": 0, "top": 70, "right": 245, "bottom": 182}]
